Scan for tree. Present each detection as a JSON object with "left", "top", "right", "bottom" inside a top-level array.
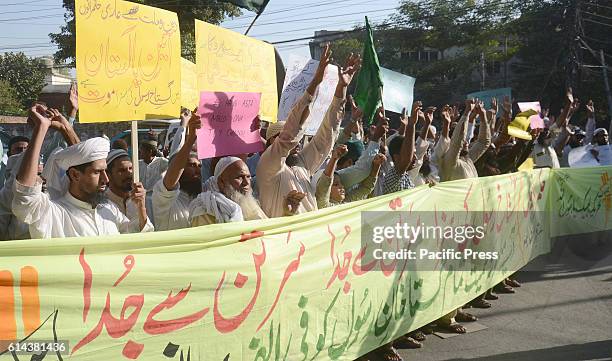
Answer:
[
  {"left": 0, "top": 53, "right": 47, "bottom": 110},
  {"left": 373, "top": 0, "right": 522, "bottom": 105},
  {"left": 50, "top": 0, "right": 242, "bottom": 64},
  {"left": 0, "top": 80, "right": 25, "bottom": 116}
]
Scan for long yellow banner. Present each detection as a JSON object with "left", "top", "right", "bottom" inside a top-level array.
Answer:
[{"left": 0, "top": 167, "right": 610, "bottom": 360}]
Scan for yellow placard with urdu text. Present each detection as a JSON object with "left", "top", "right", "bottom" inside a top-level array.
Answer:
[
  {"left": 180, "top": 58, "right": 198, "bottom": 110},
  {"left": 75, "top": 0, "right": 181, "bottom": 123},
  {"left": 195, "top": 20, "right": 278, "bottom": 122}
]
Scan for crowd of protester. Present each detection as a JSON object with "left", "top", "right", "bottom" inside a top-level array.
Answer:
[{"left": 0, "top": 44, "right": 608, "bottom": 361}]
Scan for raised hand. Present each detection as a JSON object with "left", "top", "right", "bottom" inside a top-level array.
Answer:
[
  {"left": 465, "top": 98, "right": 476, "bottom": 113},
  {"left": 371, "top": 110, "right": 389, "bottom": 142},
  {"left": 349, "top": 95, "right": 363, "bottom": 121},
  {"left": 180, "top": 107, "right": 192, "bottom": 126},
  {"left": 502, "top": 96, "right": 512, "bottom": 114},
  {"left": 313, "top": 43, "right": 332, "bottom": 84},
  {"left": 565, "top": 87, "right": 574, "bottom": 105},
  {"left": 410, "top": 101, "right": 423, "bottom": 127},
  {"left": 372, "top": 153, "right": 387, "bottom": 167},
  {"left": 337, "top": 53, "right": 361, "bottom": 87},
  {"left": 29, "top": 103, "right": 52, "bottom": 129},
  {"left": 48, "top": 108, "right": 69, "bottom": 131},
  {"left": 586, "top": 100, "right": 595, "bottom": 115},
  {"left": 130, "top": 182, "right": 147, "bottom": 209},
  {"left": 331, "top": 144, "right": 348, "bottom": 160},
  {"left": 475, "top": 99, "right": 486, "bottom": 116},
  {"left": 69, "top": 82, "right": 78, "bottom": 115},
  {"left": 441, "top": 104, "right": 452, "bottom": 125},
  {"left": 284, "top": 190, "right": 306, "bottom": 216},
  {"left": 451, "top": 104, "right": 460, "bottom": 121},
  {"left": 424, "top": 106, "right": 436, "bottom": 124},
  {"left": 569, "top": 97, "right": 580, "bottom": 114},
  {"left": 186, "top": 111, "right": 202, "bottom": 139},
  {"left": 490, "top": 97, "right": 498, "bottom": 114}
]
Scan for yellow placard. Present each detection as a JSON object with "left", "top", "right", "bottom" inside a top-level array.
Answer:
[
  {"left": 508, "top": 109, "right": 537, "bottom": 140},
  {"left": 518, "top": 157, "right": 534, "bottom": 171},
  {"left": 75, "top": 0, "right": 181, "bottom": 123},
  {"left": 195, "top": 20, "right": 278, "bottom": 122},
  {"left": 181, "top": 58, "right": 199, "bottom": 110}
]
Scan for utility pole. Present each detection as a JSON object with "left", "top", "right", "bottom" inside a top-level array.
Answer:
[
  {"left": 504, "top": 35, "right": 508, "bottom": 87},
  {"left": 481, "top": 52, "right": 486, "bottom": 90},
  {"left": 600, "top": 50, "right": 612, "bottom": 136}
]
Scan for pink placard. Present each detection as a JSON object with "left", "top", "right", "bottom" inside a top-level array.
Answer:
[
  {"left": 530, "top": 115, "right": 545, "bottom": 129},
  {"left": 518, "top": 101, "right": 541, "bottom": 113},
  {"left": 196, "top": 91, "right": 264, "bottom": 159}
]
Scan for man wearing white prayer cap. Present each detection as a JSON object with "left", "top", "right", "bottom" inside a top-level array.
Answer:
[
  {"left": 189, "top": 156, "right": 268, "bottom": 226},
  {"left": 593, "top": 128, "right": 609, "bottom": 146},
  {"left": 11, "top": 105, "right": 153, "bottom": 239}
]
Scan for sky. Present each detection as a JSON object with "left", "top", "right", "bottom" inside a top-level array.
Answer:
[{"left": 0, "top": 0, "right": 401, "bottom": 65}]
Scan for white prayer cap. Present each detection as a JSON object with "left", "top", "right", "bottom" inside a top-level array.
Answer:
[
  {"left": 106, "top": 149, "right": 130, "bottom": 166},
  {"left": 428, "top": 125, "right": 437, "bottom": 137},
  {"left": 57, "top": 137, "right": 110, "bottom": 169},
  {"left": 43, "top": 137, "right": 110, "bottom": 198},
  {"left": 214, "top": 156, "right": 242, "bottom": 178},
  {"left": 594, "top": 128, "right": 608, "bottom": 137}
]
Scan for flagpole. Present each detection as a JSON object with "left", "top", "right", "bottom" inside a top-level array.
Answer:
[
  {"left": 244, "top": 0, "right": 270, "bottom": 35},
  {"left": 131, "top": 121, "right": 140, "bottom": 183},
  {"left": 244, "top": 12, "right": 262, "bottom": 35}
]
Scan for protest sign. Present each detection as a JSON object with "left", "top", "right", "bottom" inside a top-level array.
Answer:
[
  {"left": 508, "top": 109, "right": 537, "bottom": 140},
  {"left": 569, "top": 145, "right": 612, "bottom": 167},
  {"left": 518, "top": 101, "right": 541, "bottom": 113},
  {"left": 1, "top": 166, "right": 611, "bottom": 360},
  {"left": 163, "top": 122, "right": 182, "bottom": 150},
  {"left": 196, "top": 91, "right": 264, "bottom": 159},
  {"left": 195, "top": 20, "right": 278, "bottom": 123},
  {"left": 467, "top": 87, "right": 512, "bottom": 116},
  {"left": 75, "top": 0, "right": 181, "bottom": 123},
  {"left": 518, "top": 101, "right": 544, "bottom": 128},
  {"left": 380, "top": 67, "right": 416, "bottom": 113},
  {"left": 277, "top": 55, "right": 338, "bottom": 135},
  {"left": 180, "top": 58, "right": 199, "bottom": 110}
]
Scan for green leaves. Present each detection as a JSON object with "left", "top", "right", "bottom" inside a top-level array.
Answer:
[{"left": 0, "top": 53, "right": 47, "bottom": 112}]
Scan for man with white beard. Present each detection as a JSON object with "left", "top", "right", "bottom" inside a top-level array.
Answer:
[{"left": 190, "top": 156, "right": 304, "bottom": 226}]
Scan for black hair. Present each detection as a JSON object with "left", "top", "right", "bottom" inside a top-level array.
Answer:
[
  {"left": 108, "top": 155, "right": 131, "bottom": 173},
  {"left": 8, "top": 136, "right": 29, "bottom": 154},
  {"left": 111, "top": 138, "right": 129, "bottom": 151},
  {"left": 66, "top": 161, "right": 94, "bottom": 182},
  {"left": 388, "top": 135, "right": 404, "bottom": 158}
]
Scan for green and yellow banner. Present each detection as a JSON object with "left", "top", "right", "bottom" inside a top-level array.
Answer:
[{"left": 0, "top": 167, "right": 611, "bottom": 360}]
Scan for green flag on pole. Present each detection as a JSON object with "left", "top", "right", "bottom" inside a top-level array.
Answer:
[
  {"left": 353, "top": 16, "right": 384, "bottom": 125},
  {"left": 218, "top": 0, "right": 270, "bottom": 14}
]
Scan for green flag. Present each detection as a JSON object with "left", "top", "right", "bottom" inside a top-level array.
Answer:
[
  {"left": 217, "top": 0, "right": 270, "bottom": 13},
  {"left": 353, "top": 16, "right": 383, "bottom": 125}
]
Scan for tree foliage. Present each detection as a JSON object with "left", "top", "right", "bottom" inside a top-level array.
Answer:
[
  {"left": 0, "top": 80, "right": 26, "bottom": 116},
  {"left": 331, "top": 0, "right": 611, "bottom": 121},
  {"left": 0, "top": 53, "right": 47, "bottom": 110},
  {"left": 50, "top": 0, "right": 242, "bottom": 64}
]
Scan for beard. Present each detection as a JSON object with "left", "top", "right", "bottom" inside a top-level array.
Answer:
[
  {"left": 285, "top": 154, "right": 299, "bottom": 167},
  {"left": 180, "top": 179, "right": 202, "bottom": 197},
  {"left": 223, "top": 185, "right": 268, "bottom": 220},
  {"left": 86, "top": 190, "right": 106, "bottom": 208}
]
